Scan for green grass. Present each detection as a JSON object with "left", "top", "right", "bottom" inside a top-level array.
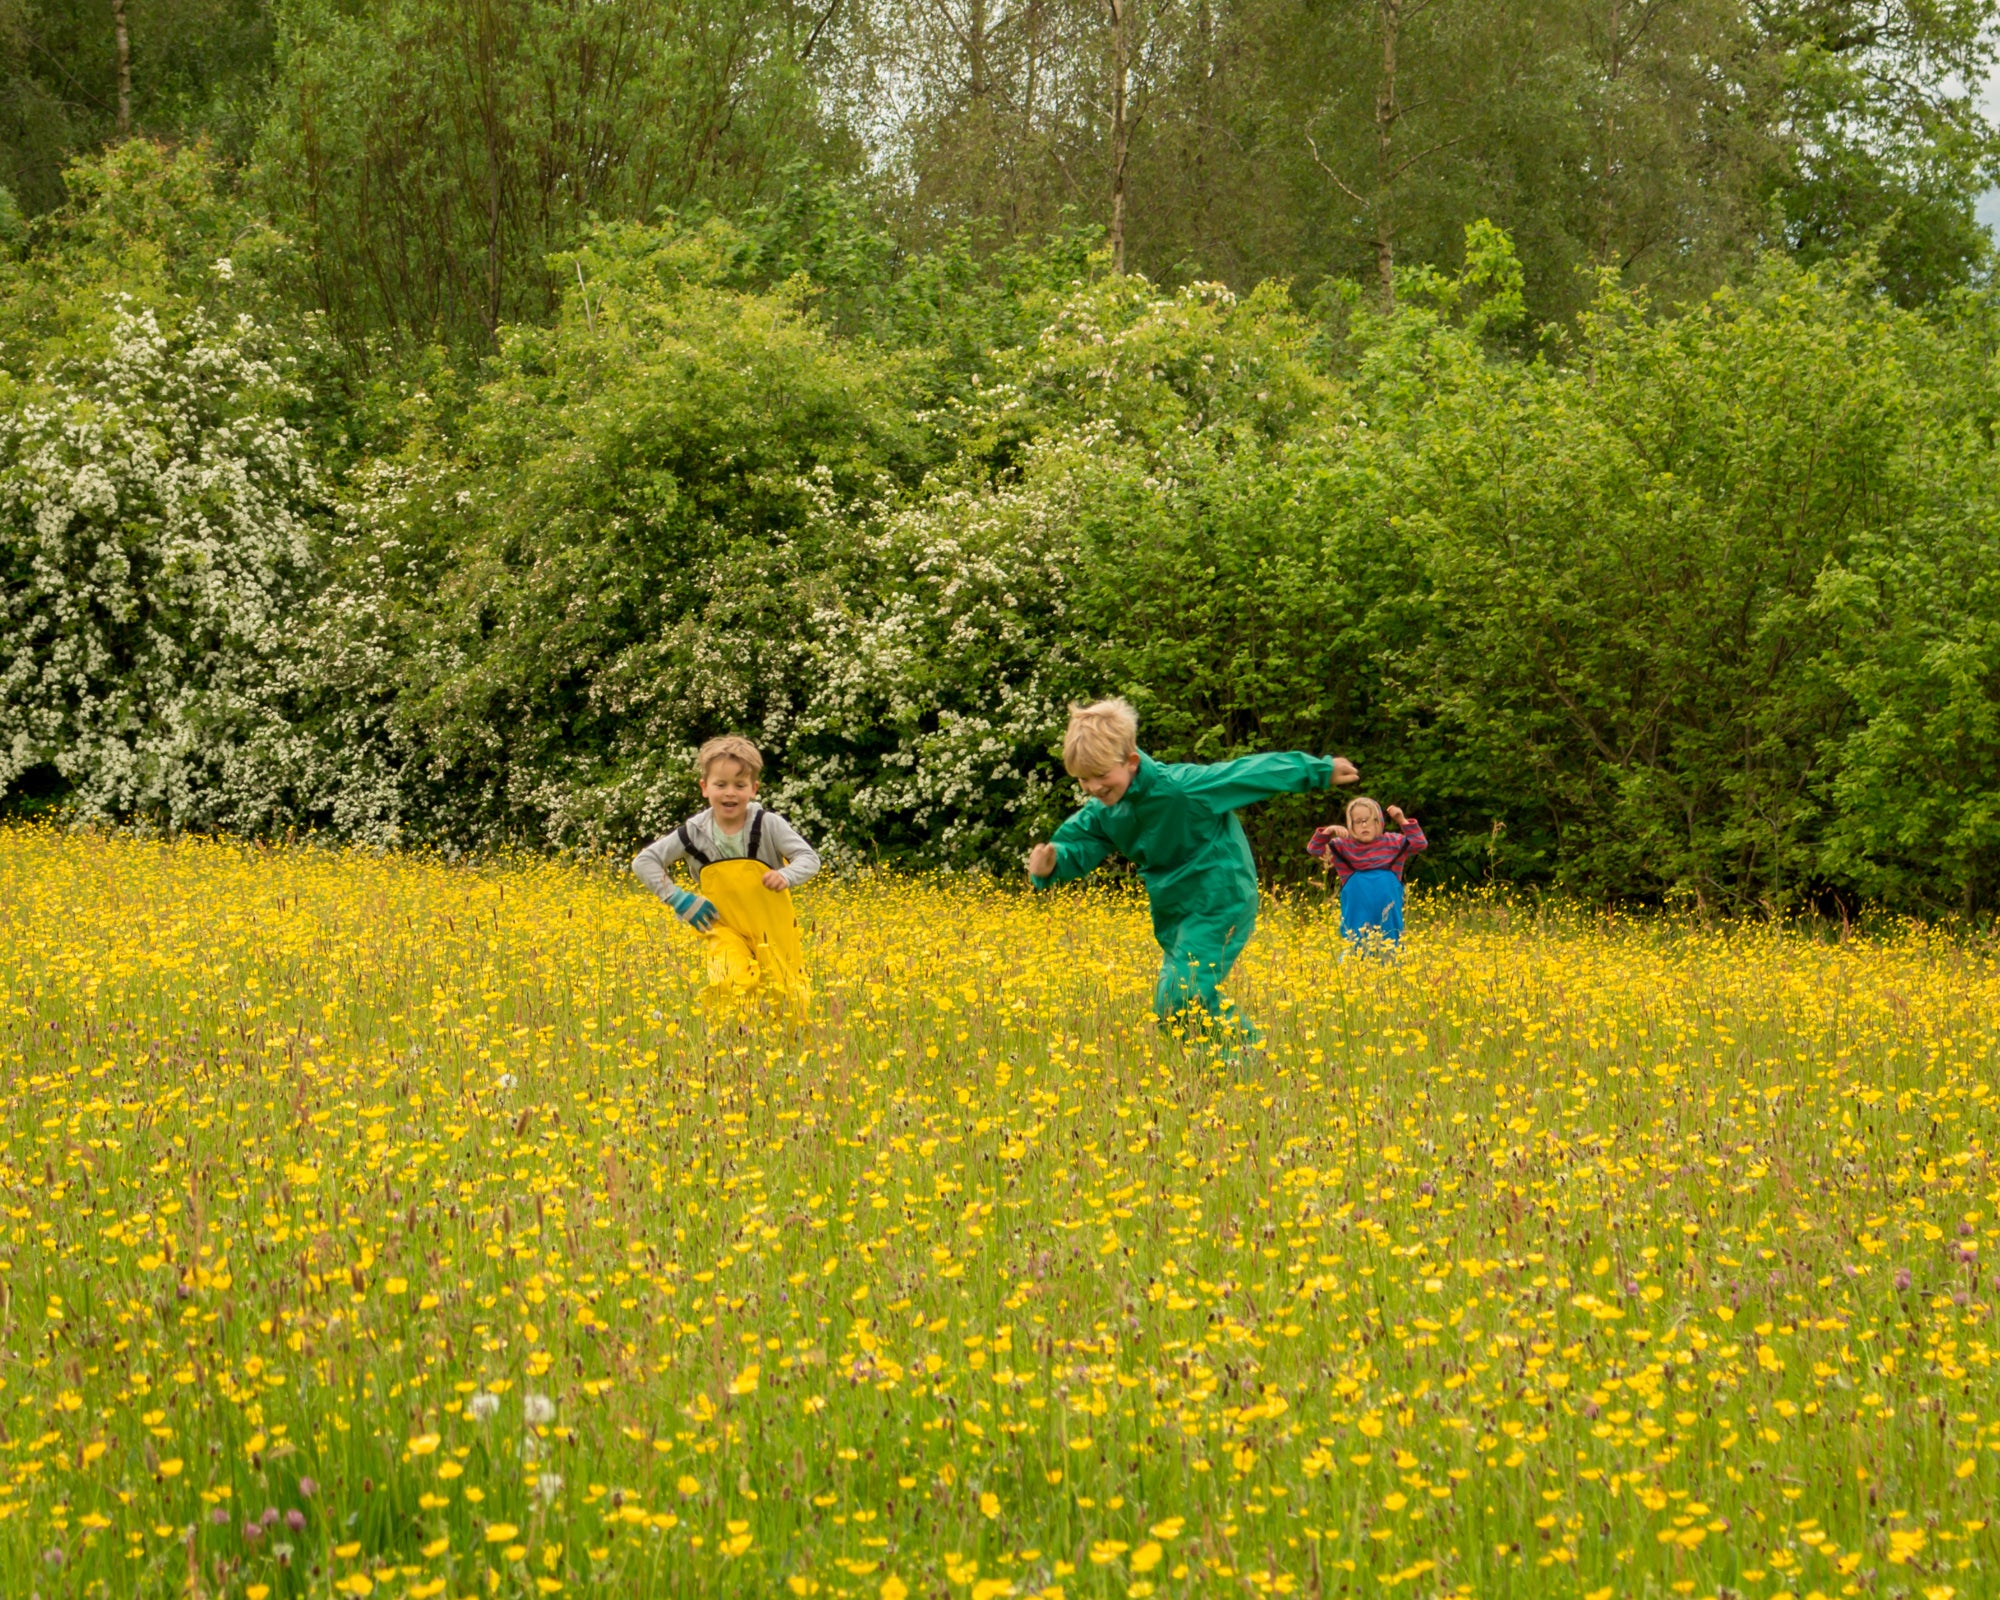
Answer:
[{"left": 0, "top": 827, "right": 1995, "bottom": 1600}]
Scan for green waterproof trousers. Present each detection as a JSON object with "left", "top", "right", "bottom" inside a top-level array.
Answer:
[
  {"left": 1152, "top": 907, "right": 1258, "bottom": 1036},
  {"left": 1031, "top": 750, "right": 1336, "bottom": 1033}
]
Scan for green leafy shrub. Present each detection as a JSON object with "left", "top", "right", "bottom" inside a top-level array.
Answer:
[{"left": 12, "top": 190, "right": 2000, "bottom": 913}]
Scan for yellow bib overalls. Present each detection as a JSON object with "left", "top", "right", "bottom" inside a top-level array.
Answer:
[{"left": 676, "top": 812, "right": 810, "bottom": 1012}]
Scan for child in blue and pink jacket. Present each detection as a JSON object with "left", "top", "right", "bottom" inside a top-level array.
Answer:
[{"left": 1308, "top": 797, "right": 1427, "bottom": 946}]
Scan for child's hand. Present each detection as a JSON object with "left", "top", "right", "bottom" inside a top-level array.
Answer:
[
  {"left": 1026, "top": 843, "right": 1057, "bottom": 878},
  {"left": 1387, "top": 805, "right": 1406, "bottom": 826},
  {"left": 667, "top": 887, "right": 720, "bottom": 931},
  {"left": 1330, "top": 824, "right": 1352, "bottom": 840},
  {"left": 761, "top": 869, "right": 788, "bottom": 891},
  {"left": 680, "top": 896, "right": 721, "bottom": 931}
]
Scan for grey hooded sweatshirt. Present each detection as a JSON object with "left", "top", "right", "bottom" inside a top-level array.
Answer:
[{"left": 631, "top": 803, "right": 821, "bottom": 899}]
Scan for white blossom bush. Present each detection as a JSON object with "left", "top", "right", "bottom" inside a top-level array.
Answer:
[
  {"left": 769, "top": 431, "right": 1118, "bottom": 863},
  {"left": 0, "top": 263, "right": 1346, "bottom": 867},
  {"left": 0, "top": 305, "right": 335, "bottom": 832},
  {"left": 362, "top": 262, "right": 1344, "bottom": 864},
  {"left": 476, "top": 438, "right": 1119, "bottom": 865},
  {"left": 510, "top": 448, "right": 1095, "bottom": 865}
]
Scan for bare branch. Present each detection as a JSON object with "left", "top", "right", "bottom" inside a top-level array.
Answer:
[
  {"left": 1383, "top": 133, "right": 1462, "bottom": 186},
  {"left": 1305, "top": 128, "right": 1369, "bottom": 206},
  {"left": 799, "top": 0, "right": 845, "bottom": 62}
]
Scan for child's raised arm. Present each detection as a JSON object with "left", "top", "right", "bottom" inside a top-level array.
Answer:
[
  {"left": 1178, "top": 752, "right": 1359, "bottom": 815},
  {"left": 633, "top": 832, "right": 688, "bottom": 898}
]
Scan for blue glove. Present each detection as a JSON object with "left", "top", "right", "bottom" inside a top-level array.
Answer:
[{"left": 666, "top": 886, "right": 719, "bottom": 931}]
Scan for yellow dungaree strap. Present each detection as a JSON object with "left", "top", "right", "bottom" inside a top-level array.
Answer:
[{"left": 694, "top": 857, "right": 810, "bottom": 1012}]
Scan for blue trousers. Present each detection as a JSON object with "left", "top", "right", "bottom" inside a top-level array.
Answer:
[
  {"left": 1340, "top": 868, "right": 1405, "bottom": 946},
  {"left": 1153, "top": 908, "right": 1256, "bottom": 1035}
]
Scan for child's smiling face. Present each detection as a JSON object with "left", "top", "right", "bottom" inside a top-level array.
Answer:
[
  {"left": 1078, "top": 751, "right": 1141, "bottom": 805},
  {"left": 701, "top": 759, "right": 758, "bottom": 827}
]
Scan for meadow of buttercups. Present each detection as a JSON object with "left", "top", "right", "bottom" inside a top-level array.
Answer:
[{"left": 1, "top": 828, "right": 1995, "bottom": 1600}]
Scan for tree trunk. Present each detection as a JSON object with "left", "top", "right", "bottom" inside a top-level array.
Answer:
[
  {"left": 1108, "top": 0, "right": 1131, "bottom": 273},
  {"left": 1372, "top": 0, "right": 1400, "bottom": 304},
  {"left": 470, "top": 0, "right": 508, "bottom": 337},
  {"left": 111, "top": 0, "right": 132, "bottom": 137},
  {"left": 1193, "top": 0, "right": 1214, "bottom": 265},
  {"left": 1018, "top": 0, "right": 1045, "bottom": 236},
  {"left": 1595, "top": 0, "right": 1622, "bottom": 264},
  {"left": 968, "top": 0, "right": 989, "bottom": 98}
]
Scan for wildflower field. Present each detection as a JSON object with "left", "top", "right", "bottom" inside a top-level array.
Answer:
[{"left": 1, "top": 830, "right": 1997, "bottom": 1600}]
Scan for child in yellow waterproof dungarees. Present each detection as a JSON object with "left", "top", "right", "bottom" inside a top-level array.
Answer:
[{"left": 632, "top": 736, "right": 820, "bottom": 1009}]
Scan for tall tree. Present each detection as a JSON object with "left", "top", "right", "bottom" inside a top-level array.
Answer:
[
  {"left": 256, "top": 0, "right": 854, "bottom": 348},
  {"left": 0, "top": 0, "right": 274, "bottom": 212},
  {"left": 1304, "top": 0, "right": 1463, "bottom": 302},
  {"left": 834, "top": 0, "right": 2000, "bottom": 311},
  {"left": 847, "top": 0, "right": 1096, "bottom": 246},
  {"left": 1757, "top": 0, "right": 2000, "bottom": 303}
]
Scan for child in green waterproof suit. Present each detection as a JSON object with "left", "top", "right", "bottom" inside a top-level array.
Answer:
[{"left": 1026, "top": 698, "right": 1359, "bottom": 1039}]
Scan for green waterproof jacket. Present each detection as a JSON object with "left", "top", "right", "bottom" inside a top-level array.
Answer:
[{"left": 1030, "top": 751, "right": 1336, "bottom": 931}]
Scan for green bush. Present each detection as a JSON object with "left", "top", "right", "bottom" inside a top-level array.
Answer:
[
  {"left": 375, "top": 222, "right": 935, "bottom": 849},
  {"left": 12, "top": 170, "right": 2000, "bottom": 913},
  {"left": 1363, "top": 255, "right": 2000, "bottom": 910}
]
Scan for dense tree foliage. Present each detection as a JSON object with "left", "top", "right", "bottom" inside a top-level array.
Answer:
[
  {"left": 0, "top": 0, "right": 272, "bottom": 211},
  {"left": 8, "top": 0, "right": 1999, "bottom": 315},
  {"left": 7, "top": 8, "right": 2000, "bottom": 912},
  {"left": 254, "top": 0, "right": 853, "bottom": 347}
]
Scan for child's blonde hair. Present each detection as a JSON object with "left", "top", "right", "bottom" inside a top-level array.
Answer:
[
  {"left": 696, "top": 735, "right": 764, "bottom": 780},
  {"left": 1345, "top": 796, "right": 1384, "bottom": 828},
  {"left": 1063, "top": 698, "right": 1140, "bottom": 778}
]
